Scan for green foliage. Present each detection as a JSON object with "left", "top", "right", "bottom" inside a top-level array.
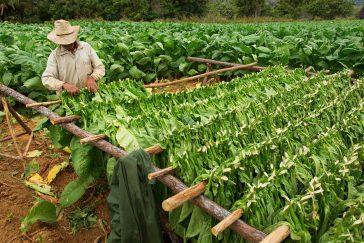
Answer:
[
  {"left": 60, "top": 66, "right": 364, "bottom": 241},
  {"left": 306, "top": 0, "right": 354, "bottom": 19},
  {"left": 21, "top": 200, "right": 57, "bottom": 233},
  {"left": 23, "top": 159, "right": 39, "bottom": 178},
  {"left": 68, "top": 207, "right": 98, "bottom": 234}
]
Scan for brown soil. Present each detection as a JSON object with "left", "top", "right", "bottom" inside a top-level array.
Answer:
[{"left": 0, "top": 116, "right": 109, "bottom": 243}]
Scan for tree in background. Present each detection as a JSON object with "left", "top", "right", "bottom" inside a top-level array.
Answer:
[
  {"left": 305, "top": 0, "right": 354, "bottom": 19},
  {"left": 235, "top": 0, "right": 266, "bottom": 17},
  {"left": 0, "top": 0, "right": 18, "bottom": 20}
]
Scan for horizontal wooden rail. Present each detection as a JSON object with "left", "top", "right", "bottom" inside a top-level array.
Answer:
[
  {"left": 212, "top": 208, "right": 243, "bottom": 237},
  {"left": 0, "top": 131, "right": 28, "bottom": 142},
  {"left": 148, "top": 166, "right": 175, "bottom": 180},
  {"left": 0, "top": 83, "right": 266, "bottom": 242},
  {"left": 26, "top": 100, "right": 61, "bottom": 108},
  {"left": 50, "top": 115, "right": 81, "bottom": 125},
  {"left": 187, "top": 57, "right": 265, "bottom": 71},
  {"left": 260, "top": 225, "right": 290, "bottom": 243},
  {"left": 80, "top": 134, "right": 106, "bottom": 144},
  {"left": 145, "top": 62, "right": 257, "bottom": 88},
  {"left": 162, "top": 181, "right": 207, "bottom": 212}
]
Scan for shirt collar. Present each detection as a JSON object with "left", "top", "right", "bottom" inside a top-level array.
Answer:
[{"left": 57, "top": 41, "right": 84, "bottom": 56}]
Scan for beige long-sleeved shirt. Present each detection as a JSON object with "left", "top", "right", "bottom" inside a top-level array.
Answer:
[{"left": 42, "top": 41, "right": 105, "bottom": 91}]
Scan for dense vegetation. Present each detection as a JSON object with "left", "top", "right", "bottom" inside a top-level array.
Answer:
[
  {"left": 0, "top": 0, "right": 358, "bottom": 22},
  {"left": 1, "top": 20, "right": 364, "bottom": 101},
  {"left": 56, "top": 66, "right": 364, "bottom": 242}
]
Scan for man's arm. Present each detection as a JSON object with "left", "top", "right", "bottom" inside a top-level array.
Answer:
[
  {"left": 42, "top": 52, "right": 64, "bottom": 91},
  {"left": 89, "top": 47, "right": 105, "bottom": 81}
]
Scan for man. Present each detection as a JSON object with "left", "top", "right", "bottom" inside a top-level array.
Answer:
[{"left": 42, "top": 20, "right": 105, "bottom": 96}]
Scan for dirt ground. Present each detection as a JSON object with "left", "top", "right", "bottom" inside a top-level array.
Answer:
[{"left": 0, "top": 117, "right": 109, "bottom": 243}]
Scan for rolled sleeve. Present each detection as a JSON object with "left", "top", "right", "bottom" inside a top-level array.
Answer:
[
  {"left": 89, "top": 47, "right": 105, "bottom": 81},
  {"left": 42, "top": 52, "right": 64, "bottom": 91}
]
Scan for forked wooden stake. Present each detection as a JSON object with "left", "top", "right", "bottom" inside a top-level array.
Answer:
[
  {"left": 148, "top": 166, "right": 175, "bottom": 180},
  {"left": 26, "top": 100, "right": 62, "bottom": 108},
  {"left": 211, "top": 208, "right": 243, "bottom": 236},
  {"left": 50, "top": 115, "right": 81, "bottom": 125},
  {"left": 162, "top": 181, "right": 207, "bottom": 211},
  {"left": 260, "top": 225, "right": 290, "bottom": 243},
  {"left": 144, "top": 145, "right": 164, "bottom": 154},
  {"left": 80, "top": 134, "right": 107, "bottom": 144}
]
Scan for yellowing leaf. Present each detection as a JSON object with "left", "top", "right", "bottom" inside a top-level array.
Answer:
[
  {"left": 29, "top": 173, "right": 45, "bottom": 184},
  {"left": 63, "top": 146, "right": 72, "bottom": 154},
  {"left": 46, "top": 161, "right": 69, "bottom": 184},
  {"left": 26, "top": 150, "right": 43, "bottom": 158}
]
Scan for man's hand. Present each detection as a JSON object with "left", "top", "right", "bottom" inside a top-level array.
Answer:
[
  {"left": 62, "top": 83, "right": 80, "bottom": 96},
  {"left": 86, "top": 77, "right": 98, "bottom": 93}
]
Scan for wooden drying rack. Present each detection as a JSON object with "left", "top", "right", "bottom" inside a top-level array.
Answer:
[{"left": 0, "top": 57, "right": 296, "bottom": 243}]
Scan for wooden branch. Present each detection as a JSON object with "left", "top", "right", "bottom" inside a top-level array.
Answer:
[
  {"left": 0, "top": 131, "right": 28, "bottom": 142},
  {"left": 50, "top": 115, "right": 81, "bottom": 125},
  {"left": 211, "top": 208, "right": 243, "bottom": 237},
  {"left": 7, "top": 103, "right": 32, "bottom": 134},
  {"left": 0, "top": 83, "right": 266, "bottom": 242},
  {"left": 260, "top": 225, "right": 290, "bottom": 243},
  {"left": 26, "top": 100, "right": 61, "bottom": 108},
  {"left": 80, "top": 134, "right": 107, "bottom": 144},
  {"left": 144, "top": 145, "right": 164, "bottom": 154},
  {"left": 187, "top": 57, "right": 265, "bottom": 71},
  {"left": 145, "top": 62, "right": 257, "bottom": 88},
  {"left": 162, "top": 181, "right": 207, "bottom": 212},
  {"left": 148, "top": 166, "right": 175, "bottom": 180},
  {"left": 2, "top": 97, "right": 23, "bottom": 158}
]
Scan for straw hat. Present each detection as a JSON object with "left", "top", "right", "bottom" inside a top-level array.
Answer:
[{"left": 47, "top": 20, "right": 80, "bottom": 45}]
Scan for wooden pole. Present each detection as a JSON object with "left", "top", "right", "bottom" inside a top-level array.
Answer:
[
  {"left": 187, "top": 57, "right": 265, "bottom": 71},
  {"left": 162, "top": 181, "right": 207, "bottom": 212},
  {"left": 148, "top": 166, "right": 175, "bottom": 180},
  {"left": 211, "top": 208, "right": 243, "bottom": 237},
  {"left": 0, "top": 131, "right": 28, "bottom": 142},
  {"left": 26, "top": 100, "right": 61, "bottom": 108},
  {"left": 7, "top": 103, "right": 32, "bottom": 134},
  {"left": 145, "top": 144, "right": 164, "bottom": 155},
  {"left": 144, "top": 62, "right": 257, "bottom": 88},
  {"left": 50, "top": 115, "right": 81, "bottom": 125},
  {"left": 0, "top": 84, "right": 266, "bottom": 242},
  {"left": 260, "top": 225, "right": 290, "bottom": 243},
  {"left": 80, "top": 134, "right": 107, "bottom": 144}
]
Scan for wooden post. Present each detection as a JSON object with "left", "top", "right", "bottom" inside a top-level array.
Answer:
[
  {"left": 148, "top": 166, "right": 175, "bottom": 180},
  {"left": 0, "top": 131, "right": 28, "bottom": 142},
  {"left": 50, "top": 115, "right": 81, "bottom": 125},
  {"left": 202, "top": 63, "right": 212, "bottom": 86},
  {"left": 144, "top": 63, "right": 257, "bottom": 88},
  {"left": 26, "top": 100, "right": 61, "bottom": 108},
  {"left": 162, "top": 181, "right": 207, "bottom": 212},
  {"left": 80, "top": 134, "right": 107, "bottom": 144},
  {"left": 145, "top": 145, "right": 164, "bottom": 154},
  {"left": 211, "top": 208, "right": 243, "bottom": 236},
  {"left": 260, "top": 225, "right": 290, "bottom": 243}
]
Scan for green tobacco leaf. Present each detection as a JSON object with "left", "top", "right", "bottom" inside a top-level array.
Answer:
[
  {"left": 106, "top": 157, "right": 117, "bottom": 184},
  {"left": 60, "top": 174, "right": 94, "bottom": 208},
  {"left": 2, "top": 71, "right": 12, "bottom": 85},
  {"left": 110, "top": 64, "right": 124, "bottom": 73},
  {"left": 115, "top": 125, "right": 141, "bottom": 152},
  {"left": 71, "top": 145, "right": 94, "bottom": 177},
  {"left": 21, "top": 200, "right": 57, "bottom": 232},
  {"left": 23, "top": 77, "right": 47, "bottom": 91},
  {"left": 48, "top": 126, "right": 73, "bottom": 149},
  {"left": 24, "top": 159, "right": 39, "bottom": 178},
  {"left": 186, "top": 206, "right": 205, "bottom": 238},
  {"left": 129, "top": 66, "right": 145, "bottom": 79}
]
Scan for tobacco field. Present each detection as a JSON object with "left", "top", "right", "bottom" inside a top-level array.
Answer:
[
  {"left": 1, "top": 20, "right": 364, "bottom": 100},
  {"left": 54, "top": 66, "right": 364, "bottom": 242},
  {"left": 1, "top": 19, "right": 364, "bottom": 242}
]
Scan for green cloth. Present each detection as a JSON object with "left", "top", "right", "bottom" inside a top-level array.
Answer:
[{"left": 107, "top": 149, "right": 162, "bottom": 243}]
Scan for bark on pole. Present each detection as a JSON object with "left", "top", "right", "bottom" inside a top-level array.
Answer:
[
  {"left": 187, "top": 57, "right": 266, "bottom": 71},
  {"left": 0, "top": 84, "right": 266, "bottom": 242}
]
